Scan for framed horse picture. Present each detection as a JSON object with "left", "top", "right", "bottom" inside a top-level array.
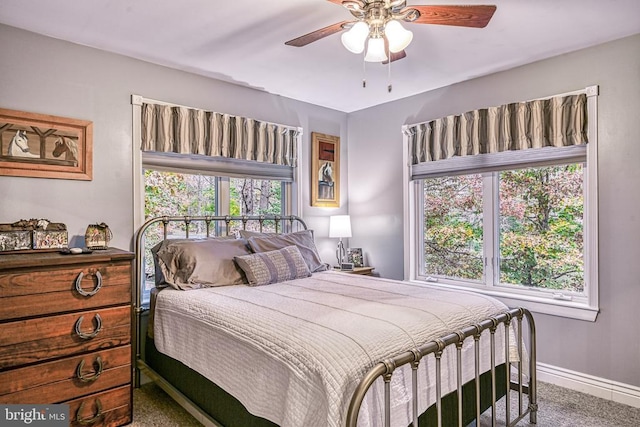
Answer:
[
  {"left": 311, "top": 132, "right": 340, "bottom": 207},
  {"left": 0, "top": 108, "right": 92, "bottom": 180}
]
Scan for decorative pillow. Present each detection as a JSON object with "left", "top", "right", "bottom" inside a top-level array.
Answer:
[
  {"left": 154, "top": 238, "right": 251, "bottom": 290},
  {"left": 245, "top": 229, "right": 329, "bottom": 273},
  {"left": 234, "top": 245, "right": 311, "bottom": 286}
]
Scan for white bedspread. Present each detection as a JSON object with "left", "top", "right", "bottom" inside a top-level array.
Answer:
[{"left": 153, "top": 271, "right": 512, "bottom": 427}]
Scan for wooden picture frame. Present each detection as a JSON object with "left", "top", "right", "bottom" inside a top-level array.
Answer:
[
  {"left": 311, "top": 132, "right": 340, "bottom": 207},
  {"left": 0, "top": 108, "right": 93, "bottom": 180}
]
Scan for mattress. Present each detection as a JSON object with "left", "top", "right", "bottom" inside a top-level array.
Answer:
[{"left": 152, "top": 270, "right": 514, "bottom": 427}]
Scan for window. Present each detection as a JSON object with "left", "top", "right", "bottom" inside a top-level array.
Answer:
[
  {"left": 144, "top": 171, "right": 286, "bottom": 226},
  {"left": 498, "top": 165, "right": 584, "bottom": 293},
  {"left": 405, "top": 88, "right": 598, "bottom": 321},
  {"left": 423, "top": 174, "right": 483, "bottom": 281},
  {"left": 143, "top": 171, "right": 288, "bottom": 234},
  {"left": 421, "top": 163, "right": 585, "bottom": 293}
]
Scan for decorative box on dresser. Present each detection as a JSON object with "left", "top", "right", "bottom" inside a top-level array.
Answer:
[{"left": 0, "top": 248, "right": 134, "bottom": 427}]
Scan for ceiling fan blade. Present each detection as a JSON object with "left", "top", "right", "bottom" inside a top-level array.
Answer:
[
  {"left": 382, "top": 49, "right": 407, "bottom": 64},
  {"left": 403, "top": 5, "right": 496, "bottom": 28},
  {"left": 285, "top": 21, "right": 351, "bottom": 47}
]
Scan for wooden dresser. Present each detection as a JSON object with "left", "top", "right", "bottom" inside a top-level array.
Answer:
[{"left": 0, "top": 248, "right": 134, "bottom": 427}]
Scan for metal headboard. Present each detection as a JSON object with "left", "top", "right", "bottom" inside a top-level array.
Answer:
[{"left": 132, "top": 214, "right": 307, "bottom": 386}]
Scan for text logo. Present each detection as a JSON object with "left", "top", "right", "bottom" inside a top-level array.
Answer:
[{"left": 0, "top": 405, "right": 68, "bottom": 426}]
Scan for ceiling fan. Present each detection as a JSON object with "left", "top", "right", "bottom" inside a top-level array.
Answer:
[{"left": 285, "top": 1, "right": 497, "bottom": 65}]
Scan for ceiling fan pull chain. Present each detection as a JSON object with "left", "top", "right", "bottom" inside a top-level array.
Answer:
[
  {"left": 362, "top": 54, "right": 367, "bottom": 88},
  {"left": 388, "top": 45, "right": 393, "bottom": 93}
]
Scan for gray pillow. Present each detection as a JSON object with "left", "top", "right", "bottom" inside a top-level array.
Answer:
[
  {"left": 154, "top": 238, "right": 251, "bottom": 290},
  {"left": 234, "top": 245, "right": 311, "bottom": 286},
  {"left": 245, "top": 229, "right": 329, "bottom": 273},
  {"left": 237, "top": 229, "right": 275, "bottom": 238},
  {"left": 151, "top": 236, "right": 235, "bottom": 288}
]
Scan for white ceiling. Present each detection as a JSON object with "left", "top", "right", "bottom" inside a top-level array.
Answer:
[{"left": 1, "top": 0, "right": 639, "bottom": 112}]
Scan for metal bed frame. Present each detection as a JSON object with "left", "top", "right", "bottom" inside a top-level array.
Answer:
[
  {"left": 133, "top": 215, "right": 538, "bottom": 427},
  {"left": 346, "top": 307, "right": 537, "bottom": 427}
]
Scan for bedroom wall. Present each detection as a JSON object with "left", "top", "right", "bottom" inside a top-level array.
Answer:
[
  {"left": 0, "top": 24, "right": 348, "bottom": 261},
  {"left": 347, "top": 34, "right": 640, "bottom": 389}
]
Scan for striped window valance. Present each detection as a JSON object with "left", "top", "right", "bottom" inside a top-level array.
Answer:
[
  {"left": 141, "top": 103, "right": 300, "bottom": 168},
  {"left": 406, "top": 94, "right": 588, "bottom": 173}
]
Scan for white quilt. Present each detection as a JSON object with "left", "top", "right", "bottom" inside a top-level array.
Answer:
[{"left": 153, "top": 271, "right": 512, "bottom": 427}]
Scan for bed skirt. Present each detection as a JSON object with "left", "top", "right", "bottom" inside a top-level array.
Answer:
[{"left": 144, "top": 334, "right": 507, "bottom": 427}]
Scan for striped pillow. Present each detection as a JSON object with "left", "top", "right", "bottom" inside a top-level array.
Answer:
[{"left": 234, "top": 245, "right": 311, "bottom": 286}]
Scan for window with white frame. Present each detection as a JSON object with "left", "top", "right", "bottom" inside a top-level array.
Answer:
[
  {"left": 420, "top": 163, "right": 585, "bottom": 291},
  {"left": 143, "top": 169, "right": 290, "bottom": 233},
  {"left": 405, "top": 88, "right": 598, "bottom": 321}
]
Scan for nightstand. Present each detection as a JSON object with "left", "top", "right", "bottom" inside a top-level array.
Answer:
[{"left": 334, "top": 266, "right": 375, "bottom": 276}]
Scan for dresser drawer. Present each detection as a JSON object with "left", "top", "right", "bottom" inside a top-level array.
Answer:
[
  {"left": 0, "top": 306, "right": 130, "bottom": 369},
  {"left": 0, "top": 345, "right": 130, "bottom": 404},
  {"left": 0, "top": 261, "right": 131, "bottom": 321},
  {"left": 67, "top": 384, "right": 131, "bottom": 427}
]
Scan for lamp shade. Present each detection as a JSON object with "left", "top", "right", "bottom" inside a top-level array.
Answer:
[
  {"left": 341, "top": 21, "right": 369, "bottom": 54},
  {"left": 364, "top": 37, "right": 388, "bottom": 62},
  {"left": 384, "top": 20, "right": 413, "bottom": 53},
  {"left": 329, "top": 215, "right": 352, "bottom": 238}
]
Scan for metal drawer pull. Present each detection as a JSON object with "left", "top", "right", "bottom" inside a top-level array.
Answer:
[
  {"left": 76, "top": 399, "right": 103, "bottom": 425},
  {"left": 74, "top": 313, "right": 102, "bottom": 339},
  {"left": 76, "top": 356, "right": 103, "bottom": 383},
  {"left": 74, "top": 271, "right": 103, "bottom": 297}
]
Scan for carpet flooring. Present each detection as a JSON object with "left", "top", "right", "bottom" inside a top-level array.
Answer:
[{"left": 128, "top": 381, "right": 640, "bottom": 426}]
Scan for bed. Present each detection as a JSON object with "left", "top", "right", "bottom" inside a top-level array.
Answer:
[{"left": 133, "top": 215, "right": 537, "bottom": 427}]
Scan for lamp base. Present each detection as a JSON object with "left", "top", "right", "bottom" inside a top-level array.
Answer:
[{"left": 336, "top": 239, "right": 346, "bottom": 269}]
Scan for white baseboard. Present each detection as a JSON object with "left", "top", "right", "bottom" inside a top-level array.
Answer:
[{"left": 537, "top": 362, "right": 640, "bottom": 408}]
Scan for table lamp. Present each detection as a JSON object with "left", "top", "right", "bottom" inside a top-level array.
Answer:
[{"left": 329, "top": 215, "right": 352, "bottom": 269}]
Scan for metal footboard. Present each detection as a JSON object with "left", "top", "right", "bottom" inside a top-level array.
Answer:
[{"left": 346, "top": 307, "right": 537, "bottom": 427}]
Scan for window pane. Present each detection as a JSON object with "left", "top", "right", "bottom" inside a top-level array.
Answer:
[
  {"left": 423, "top": 174, "right": 483, "bottom": 281},
  {"left": 499, "top": 165, "right": 584, "bottom": 293},
  {"left": 229, "top": 178, "right": 283, "bottom": 233},
  {"left": 143, "top": 170, "right": 217, "bottom": 294},
  {"left": 144, "top": 170, "right": 216, "bottom": 218}
]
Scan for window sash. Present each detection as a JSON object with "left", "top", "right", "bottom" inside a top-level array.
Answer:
[{"left": 418, "top": 163, "right": 586, "bottom": 296}]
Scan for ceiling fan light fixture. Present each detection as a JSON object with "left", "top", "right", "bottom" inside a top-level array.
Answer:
[
  {"left": 384, "top": 20, "right": 413, "bottom": 53},
  {"left": 341, "top": 21, "right": 369, "bottom": 54},
  {"left": 364, "top": 36, "right": 388, "bottom": 62}
]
